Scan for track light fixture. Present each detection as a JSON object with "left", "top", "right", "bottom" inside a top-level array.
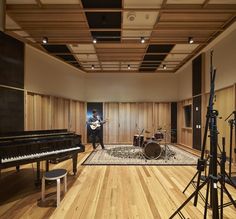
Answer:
[
  {"left": 91, "top": 65, "right": 95, "bottom": 70},
  {"left": 93, "top": 38, "right": 97, "bottom": 44},
  {"left": 42, "top": 37, "right": 48, "bottom": 44},
  {"left": 188, "top": 37, "right": 194, "bottom": 44},
  {"left": 163, "top": 65, "right": 167, "bottom": 70},
  {"left": 128, "top": 64, "right": 131, "bottom": 70},
  {"left": 141, "top": 37, "right": 145, "bottom": 44}
]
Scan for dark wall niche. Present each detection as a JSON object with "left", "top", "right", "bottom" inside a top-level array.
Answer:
[
  {"left": 0, "top": 31, "right": 25, "bottom": 133},
  {"left": 0, "top": 31, "right": 24, "bottom": 88}
]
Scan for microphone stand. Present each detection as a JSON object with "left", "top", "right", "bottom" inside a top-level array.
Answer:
[{"left": 225, "top": 111, "right": 236, "bottom": 178}]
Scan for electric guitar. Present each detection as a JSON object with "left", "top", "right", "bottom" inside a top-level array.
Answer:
[{"left": 89, "top": 119, "right": 108, "bottom": 130}]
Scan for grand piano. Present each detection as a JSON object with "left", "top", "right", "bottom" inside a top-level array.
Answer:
[{"left": 0, "top": 129, "right": 85, "bottom": 184}]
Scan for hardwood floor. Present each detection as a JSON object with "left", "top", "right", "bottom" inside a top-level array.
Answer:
[{"left": 0, "top": 145, "right": 236, "bottom": 219}]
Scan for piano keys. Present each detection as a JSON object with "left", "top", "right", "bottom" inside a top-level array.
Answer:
[{"left": 0, "top": 129, "right": 85, "bottom": 184}]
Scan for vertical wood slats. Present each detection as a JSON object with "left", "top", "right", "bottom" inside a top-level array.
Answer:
[
  {"left": 25, "top": 91, "right": 86, "bottom": 142},
  {"left": 104, "top": 102, "right": 172, "bottom": 144}
]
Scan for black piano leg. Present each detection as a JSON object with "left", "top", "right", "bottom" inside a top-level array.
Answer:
[
  {"left": 16, "top": 165, "right": 20, "bottom": 172},
  {"left": 72, "top": 153, "right": 78, "bottom": 175},
  {"left": 46, "top": 160, "right": 49, "bottom": 172},
  {"left": 35, "top": 161, "right": 41, "bottom": 186}
]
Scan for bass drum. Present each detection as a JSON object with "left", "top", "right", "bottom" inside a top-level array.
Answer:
[{"left": 143, "top": 141, "right": 162, "bottom": 159}]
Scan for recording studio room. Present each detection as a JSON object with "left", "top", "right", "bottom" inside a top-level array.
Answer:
[{"left": 1, "top": 0, "right": 236, "bottom": 219}]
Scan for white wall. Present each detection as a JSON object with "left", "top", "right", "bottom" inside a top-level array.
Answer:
[
  {"left": 177, "top": 22, "right": 236, "bottom": 99},
  {"left": 24, "top": 45, "right": 86, "bottom": 101},
  {"left": 205, "top": 28, "right": 236, "bottom": 92},
  {"left": 85, "top": 73, "right": 179, "bottom": 102}
]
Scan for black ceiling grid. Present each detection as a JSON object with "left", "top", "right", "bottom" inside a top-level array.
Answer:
[
  {"left": 81, "top": 0, "right": 122, "bottom": 8},
  {"left": 42, "top": 44, "right": 83, "bottom": 70},
  {"left": 82, "top": 0, "right": 122, "bottom": 43},
  {"left": 139, "top": 44, "right": 174, "bottom": 72}
]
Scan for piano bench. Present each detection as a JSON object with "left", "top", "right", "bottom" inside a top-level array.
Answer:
[{"left": 41, "top": 169, "right": 67, "bottom": 207}]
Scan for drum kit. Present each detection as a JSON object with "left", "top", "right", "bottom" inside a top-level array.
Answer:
[{"left": 133, "top": 128, "right": 175, "bottom": 160}]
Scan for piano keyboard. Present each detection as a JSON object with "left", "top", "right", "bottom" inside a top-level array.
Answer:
[{"left": 1, "top": 146, "right": 81, "bottom": 163}]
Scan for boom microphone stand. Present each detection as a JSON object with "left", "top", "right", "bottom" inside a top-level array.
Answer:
[{"left": 169, "top": 51, "right": 236, "bottom": 219}]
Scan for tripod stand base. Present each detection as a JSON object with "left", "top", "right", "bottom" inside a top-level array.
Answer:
[{"left": 225, "top": 175, "right": 236, "bottom": 188}]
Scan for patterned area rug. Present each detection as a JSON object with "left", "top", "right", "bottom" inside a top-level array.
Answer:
[{"left": 82, "top": 144, "right": 198, "bottom": 166}]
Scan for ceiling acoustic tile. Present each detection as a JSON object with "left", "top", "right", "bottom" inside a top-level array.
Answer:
[
  {"left": 171, "top": 44, "right": 199, "bottom": 53},
  {"left": 43, "top": 45, "right": 71, "bottom": 53},
  {"left": 124, "top": 0, "right": 163, "bottom": 8},
  {"left": 76, "top": 54, "right": 98, "bottom": 62},
  {"left": 86, "top": 12, "right": 121, "bottom": 28},
  {"left": 81, "top": 0, "right": 122, "bottom": 8},
  {"left": 167, "top": 0, "right": 205, "bottom": 4},
  {"left": 7, "top": 0, "right": 36, "bottom": 4},
  {"left": 164, "top": 53, "right": 188, "bottom": 61},
  {"left": 41, "top": 0, "right": 80, "bottom": 4},
  {"left": 147, "top": 44, "right": 174, "bottom": 53},
  {"left": 123, "top": 11, "right": 159, "bottom": 29},
  {"left": 122, "top": 30, "right": 152, "bottom": 39},
  {"left": 56, "top": 54, "right": 77, "bottom": 62},
  {"left": 68, "top": 44, "right": 96, "bottom": 53},
  {"left": 208, "top": 0, "right": 236, "bottom": 3},
  {"left": 92, "top": 31, "right": 121, "bottom": 42}
]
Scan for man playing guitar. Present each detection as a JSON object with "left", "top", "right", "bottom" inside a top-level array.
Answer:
[{"left": 87, "top": 109, "right": 107, "bottom": 150}]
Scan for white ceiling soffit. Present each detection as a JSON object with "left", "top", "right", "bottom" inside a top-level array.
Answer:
[
  {"left": 122, "top": 30, "right": 152, "bottom": 38},
  {"left": 124, "top": 0, "right": 163, "bottom": 8},
  {"left": 68, "top": 44, "right": 96, "bottom": 54},
  {"left": 123, "top": 11, "right": 159, "bottom": 29}
]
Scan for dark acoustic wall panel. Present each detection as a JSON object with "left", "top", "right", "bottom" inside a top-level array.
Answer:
[
  {"left": 192, "top": 54, "right": 202, "bottom": 96},
  {"left": 0, "top": 31, "right": 24, "bottom": 88},
  {"left": 0, "top": 87, "right": 24, "bottom": 132},
  {"left": 171, "top": 102, "right": 177, "bottom": 143},
  {"left": 193, "top": 96, "right": 202, "bottom": 150}
]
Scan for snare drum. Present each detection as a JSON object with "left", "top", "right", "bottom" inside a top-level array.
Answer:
[
  {"left": 143, "top": 141, "right": 162, "bottom": 159},
  {"left": 133, "top": 135, "right": 144, "bottom": 147},
  {"left": 154, "top": 132, "right": 164, "bottom": 140}
]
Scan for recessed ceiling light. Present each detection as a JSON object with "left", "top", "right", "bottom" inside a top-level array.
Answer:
[
  {"left": 93, "top": 38, "right": 97, "bottom": 44},
  {"left": 42, "top": 37, "right": 48, "bottom": 44},
  {"left": 141, "top": 37, "right": 145, "bottom": 44},
  {"left": 91, "top": 65, "right": 95, "bottom": 70},
  {"left": 188, "top": 37, "right": 194, "bottom": 44},
  {"left": 128, "top": 64, "right": 131, "bottom": 70},
  {"left": 163, "top": 65, "right": 167, "bottom": 70}
]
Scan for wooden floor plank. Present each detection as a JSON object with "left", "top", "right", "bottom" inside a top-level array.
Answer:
[{"left": 0, "top": 145, "right": 235, "bottom": 219}]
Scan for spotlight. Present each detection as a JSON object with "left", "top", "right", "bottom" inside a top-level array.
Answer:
[
  {"left": 163, "top": 65, "right": 167, "bottom": 70},
  {"left": 128, "top": 64, "right": 131, "bottom": 70},
  {"left": 141, "top": 37, "right": 145, "bottom": 44},
  {"left": 93, "top": 38, "right": 97, "bottom": 44},
  {"left": 188, "top": 37, "right": 194, "bottom": 44},
  {"left": 42, "top": 37, "right": 48, "bottom": 44},
  {"left": 91, "top": 65, "right": 95, "bottom": 70}
]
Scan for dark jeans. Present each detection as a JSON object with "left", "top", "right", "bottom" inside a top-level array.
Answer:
[{"left": 91, "top": 129, "right": 104, "bottom": 149}]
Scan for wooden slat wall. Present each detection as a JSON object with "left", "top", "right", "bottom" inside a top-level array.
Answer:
[
  {"left": 178, "top": 84, "right": 236, "bottom": 163},
  {"left": 104, "top": 102, "right": 171, "bottom": 144},
  {"left": 25, "top": 92, "right": 86, "bottom": 142}
]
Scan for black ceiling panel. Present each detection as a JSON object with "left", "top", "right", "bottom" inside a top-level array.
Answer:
[
  {"left": 147, "top": 44, "right": 174, "bottom": 53},
  {"left": 56, "top": 54, "right": 77, "bottom": 62},
  {"left": 43, "top": 45, "right": 70, "bottom": 53},
  {"left": 143, "top": 54, "right": 167, "bottom": 61},
  {"left": 81, "top": 0, "right": 122, "bottom": 8},
  {"left": 139, "top": 67, "right": 157, "bottom": 72},
  {"left": 92, "top": 31, "right": 120, "bottom": 42},
  {"left": 86, "top": 12, "right": 121, "bottom": 28}
]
